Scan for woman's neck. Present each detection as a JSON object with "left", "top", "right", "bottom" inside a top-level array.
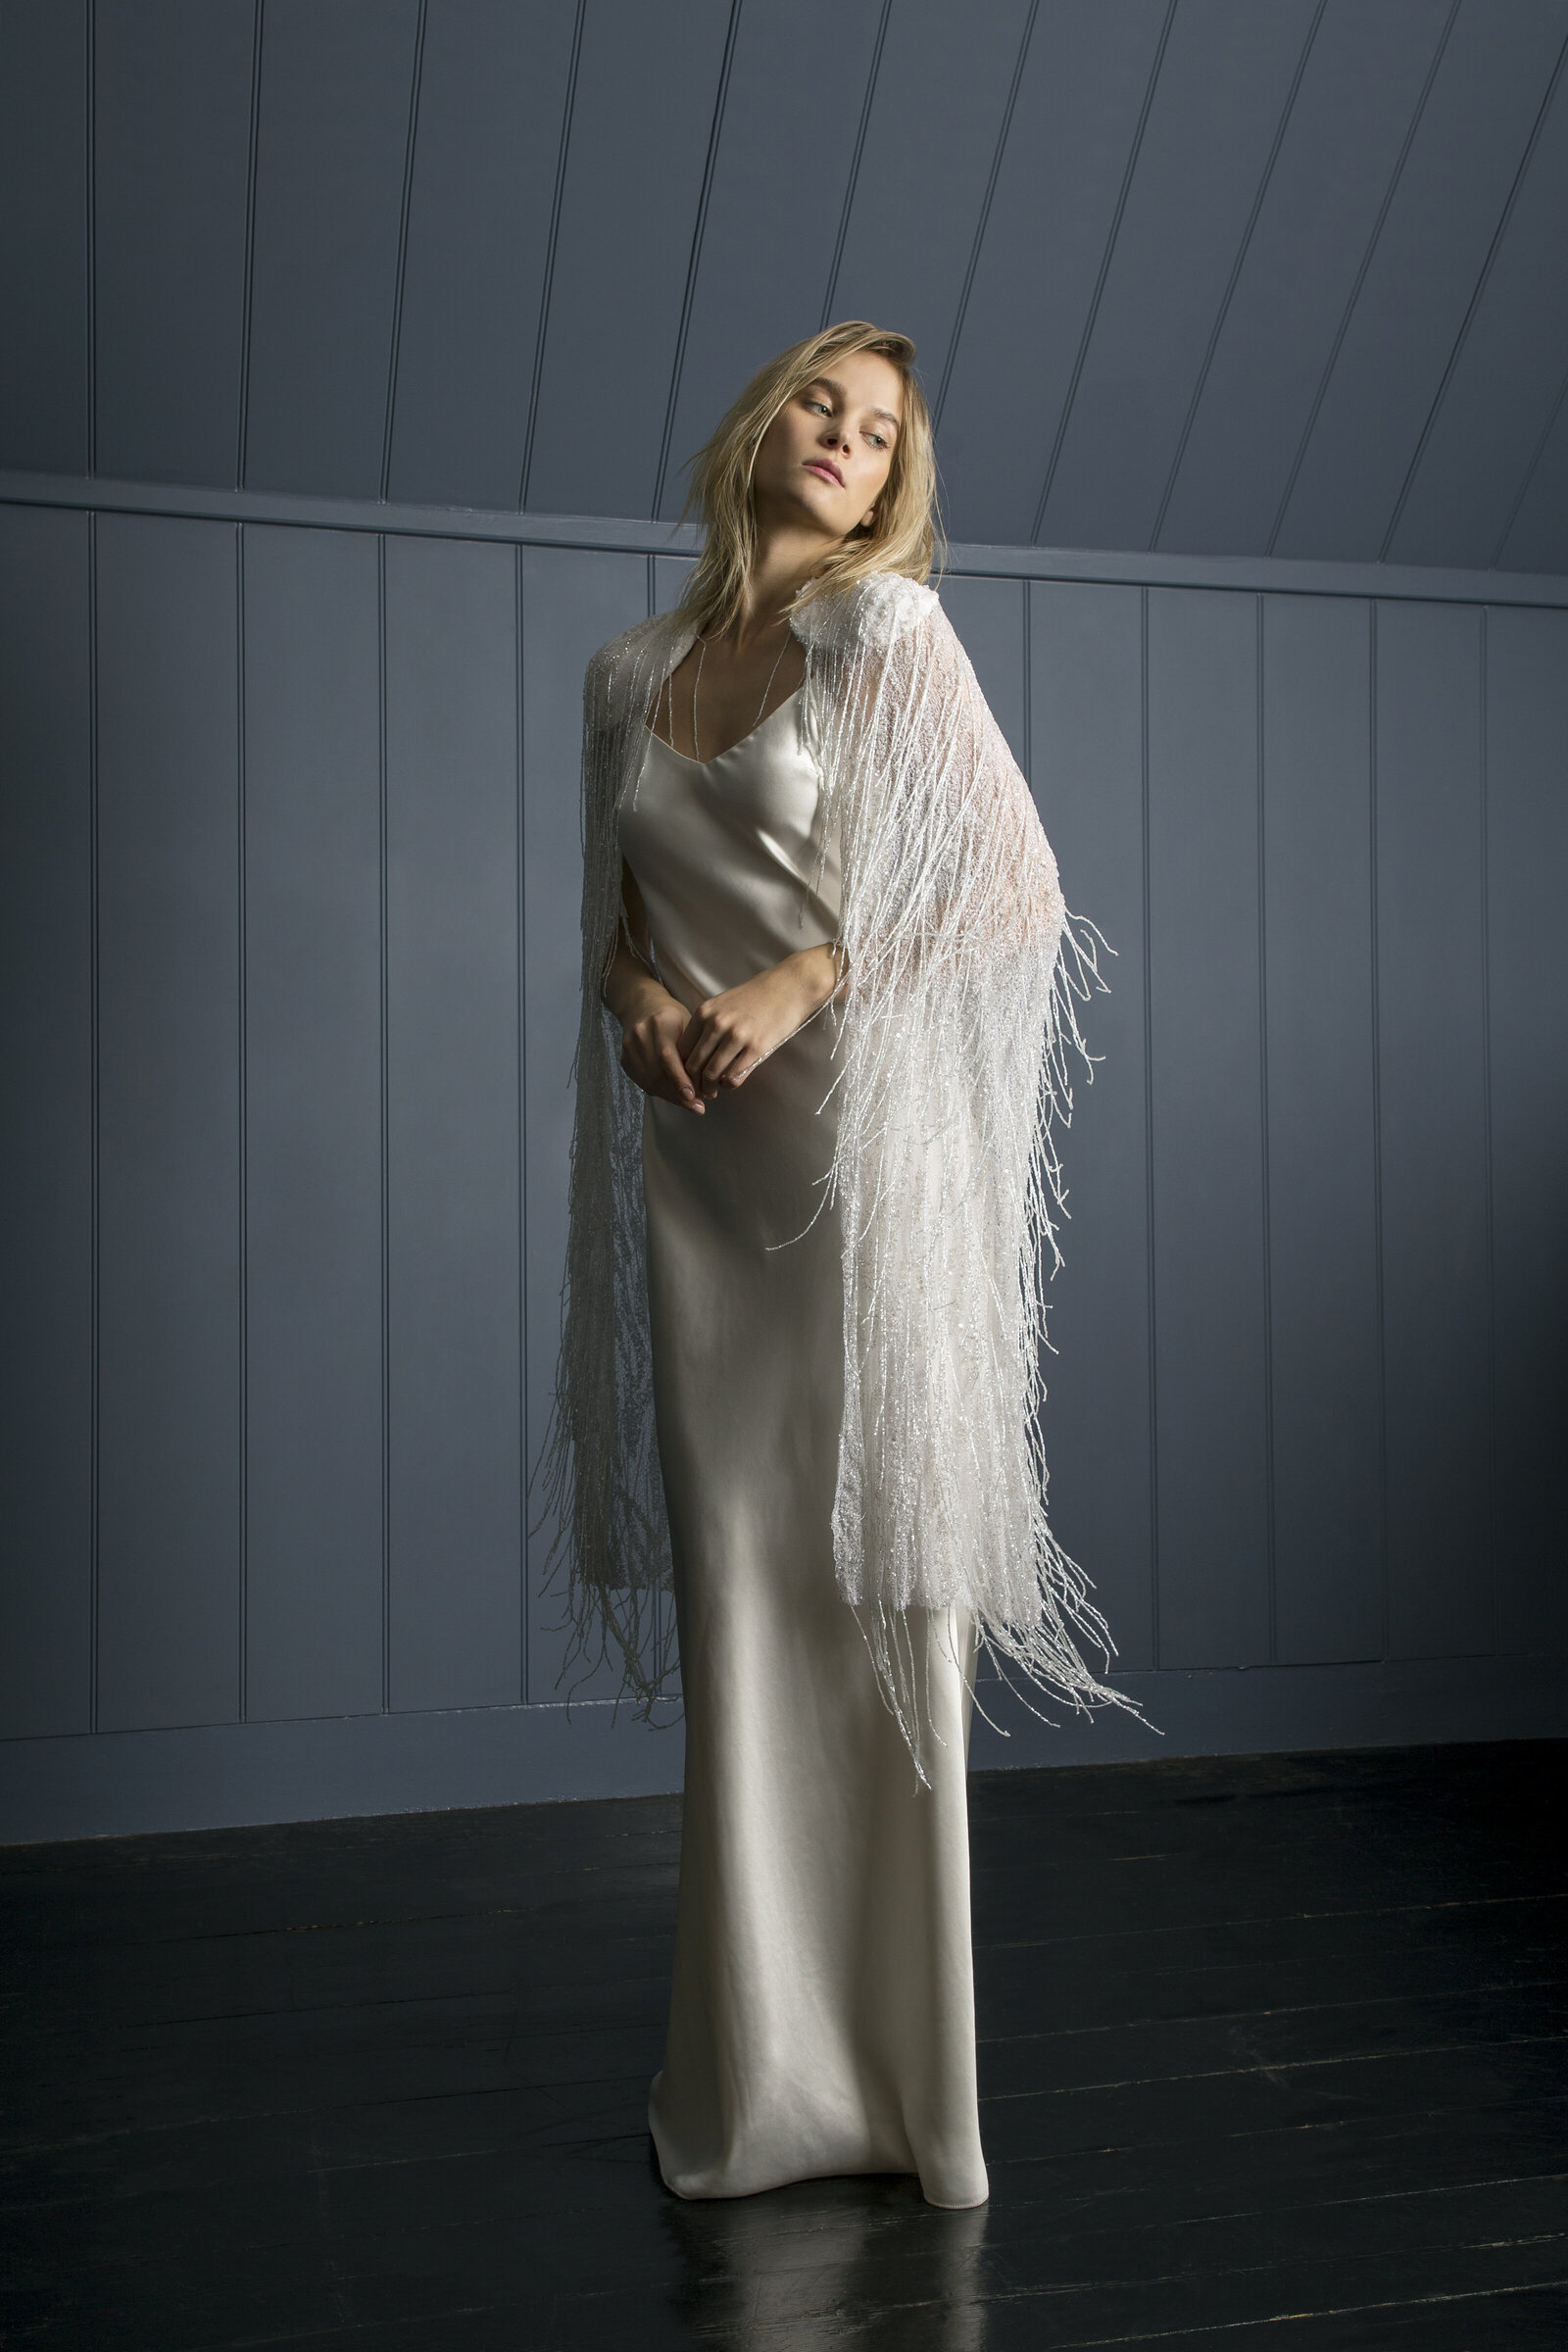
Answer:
[{"left": 725, "top": 515, "right": 843, "bottom": 653}]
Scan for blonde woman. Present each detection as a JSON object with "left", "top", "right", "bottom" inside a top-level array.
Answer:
[{"left": 536, "top": 321, "right": 1140, "bottom": 2211}]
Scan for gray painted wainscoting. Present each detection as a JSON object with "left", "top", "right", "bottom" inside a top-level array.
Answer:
[{"left": 2, "top": 487, "right": 1564, "bottom": 1841}]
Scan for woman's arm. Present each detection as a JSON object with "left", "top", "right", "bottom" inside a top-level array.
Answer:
[
  {"left": 602, "top": 860, "right": 706, "bottom": 1113},
  {"left": 603, "top": 859, "right": 849, "bottom": 1109},
  {"left": 676, "top": 941, "right": 848, "bottom": 1099}
]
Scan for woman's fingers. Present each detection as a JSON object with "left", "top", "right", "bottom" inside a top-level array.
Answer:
[
  {"left": 672, "top": 972, "right": 806, "bottom": 1100},
  {"left": 660, "top": 1038, "right": 704, "bottom": 1110},
  {"left": 680, "top": 1004, "right": 749, "bottom": 1088},
  {"left": 702, "top": 1029, "right": 748, "bottom": 1086},
  {"left": 679, "top": 1006, "right": 721, "bottom": 1081},
  {"left": 620, "top": 1011, "right": 705, "bottom": 1110}
]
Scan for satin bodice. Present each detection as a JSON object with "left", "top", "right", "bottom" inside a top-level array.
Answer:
[{"left": 616, "top": 683, "right": 842, "bottom": 1013}]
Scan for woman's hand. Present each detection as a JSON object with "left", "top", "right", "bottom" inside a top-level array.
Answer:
[
  {"left": 603, "top": 860, "right": 707, "bottom": 1114},
  {"left": 619, "top": 984, "right": 708, "bottom": 1113},
  {"left": 678, "top": 945, "right": 846, "bottom": 1100}
]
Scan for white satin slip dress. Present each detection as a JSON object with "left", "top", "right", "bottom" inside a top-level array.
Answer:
[{"left": 615, "top": 674, "right": 990, "bottom": 2212}]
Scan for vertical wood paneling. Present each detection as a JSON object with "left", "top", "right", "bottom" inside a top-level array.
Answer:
[
  {"left": 94, "top": 514, "right": 241, "bottom": 1731},
  {"left": 0, "top": 0, "right": 87, "bottom": 473},
  {"left": 386, "top": 0, "right": 579, "bottom": 509},
  {"left": 241, "top": 525, "right": 384, "bottom": 1721},
  {"left": 3, "top": 488, "right": 1562, "bottom": 1789},
  {"left": 93, "top": 0, "right": 255, "bottom": 488},
  {"left": 0, "top": 507, "right": 93, "bottom": 1737},
  {"left": 520, "top": 546, "right": 649, "bottom": 1701},
  {"left": 244, "top": 0, "right": 422, "bottom": 498},
  {"left": 1375, "top": 600, "right": 1492, "bottom": 1658},
  {"left": 523, "top": 0, "right": 732, "bottom": 519},
  {"left": 383, "top": 536, "right": 522, "bottom": 1712},
  {"left": 939, "top": 575, "right": 1026, "bottom": 766},
  {"left": 1261, "top": 596, "right": 1382, "bottom": 1660},
  {"left": 1146, "top": 589, "right": 1270, "bottom": 1667},
  {"left": 1029, "top": 582, "right": 1154, "bottom": 1668},
  {"left": 652, "top": 554, "right": 696, "bottom": 616},
  {"left": 1484, "top": 604, "right": 1568, "bottom": 1654}
]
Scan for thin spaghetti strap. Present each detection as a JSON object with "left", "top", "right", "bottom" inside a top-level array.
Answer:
[{"left": 688, "top": 623, "right": 792, "bottom": 762}]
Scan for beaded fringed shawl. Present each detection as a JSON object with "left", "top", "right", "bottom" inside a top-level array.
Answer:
[{"left": 530, "top": 567, "right": 1148, "bottom": 1772}]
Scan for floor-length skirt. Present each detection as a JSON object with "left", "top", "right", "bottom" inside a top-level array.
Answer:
[{"left": 618, "top": 687, "right": 989, "bottom": 2210}]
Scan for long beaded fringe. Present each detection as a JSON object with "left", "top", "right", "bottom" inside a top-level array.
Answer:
[{"left": 527, "top": 572, "right": 1154, "bottom": 1780}]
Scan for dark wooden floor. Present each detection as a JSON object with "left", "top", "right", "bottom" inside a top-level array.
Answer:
[{"left": 2, "top": 1741, "right": 1565, "bottom": 2349}]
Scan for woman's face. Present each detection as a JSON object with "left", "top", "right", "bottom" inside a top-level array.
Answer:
[{"left": 752, "top": 351, "right": 905, "bottom": 541}]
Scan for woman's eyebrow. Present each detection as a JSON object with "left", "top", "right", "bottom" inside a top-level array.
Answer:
[{"left": 808, "top": 373, "right": 901, "bottom": 434}]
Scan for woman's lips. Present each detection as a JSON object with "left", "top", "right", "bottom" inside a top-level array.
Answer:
[{"left": 805, "top": 460, "right": 843, "bottom": 486}]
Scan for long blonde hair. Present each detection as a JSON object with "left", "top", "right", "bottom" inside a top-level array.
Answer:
[{"left": 670, "top": 320, "right": 946, "bottom": 638}]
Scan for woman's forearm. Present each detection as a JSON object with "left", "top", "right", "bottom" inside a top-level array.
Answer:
[
  {"left": 605, "top": 933, "right": 846, "bottom": 1033},
  {"left": 603, "top": 915, "right": 851, "bottom": 1112},
  {"left": 789, "top": 940, "right": 849, "bottom": 1019},
  {"left": 602, "top": 927, "right": 679, "bottom": 1028}
]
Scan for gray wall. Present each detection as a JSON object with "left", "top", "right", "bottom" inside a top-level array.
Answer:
[
  {"left": 4, "top": 0, "right": 1568, "bottom": 569},
  {"left": 2, "top": 483, "right": 1566, "bottom": 1840}
]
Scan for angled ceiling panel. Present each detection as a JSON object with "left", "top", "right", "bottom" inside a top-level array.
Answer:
[
  {"left": 386, "top": 0, "right": 579, "bottom": 510},
  {"left": 521, "top": 0, "right": 732, "bottom": 518},
  {"left": 1496, "top": 382, "right": 1568, "bottom": 567},
  {"left": 244, "top": 0, "right": 422, "bottom": 499},
  {"left": 94, "top": 0, "right": 255, "bottom": 489},
  {"left": 1154, "top": 0, "right": 1452, "bottom": 559},
  {"left": 653, "top": 0, "right": 884, "bottom": 524},
  {"left": 4, "top": 0, "right": 1566, "bottom": 572},
  {"left": 1388, "top": 65, "right": 1568, "bottom": 565},
  {"left": 0, "top": 1, "right": 86, "bottom": 475},
  {"left": 1272, "top": 0, "right": 1568, "bottom": 560},
  {"left": 1035, "top": 0, "right": 1322, "bottom": 554},
  {"left": 935, "top": 0, "right": 1172, "bottom": 547},
  {"left": 825, "top": 0, "right": 1033, "bottom": 399}
]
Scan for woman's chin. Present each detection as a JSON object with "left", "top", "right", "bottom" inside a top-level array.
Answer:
[{"left": 757, "top": 480, "right": 850, "bottom": 536}]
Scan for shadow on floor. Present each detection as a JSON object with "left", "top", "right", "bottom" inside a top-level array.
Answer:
[{"left": 2, "top": 1740, "right": 1565, "bottom": 2347}]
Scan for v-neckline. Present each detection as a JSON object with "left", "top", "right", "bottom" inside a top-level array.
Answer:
[{"left": 642, "top": 680, "right": 805, "bottom": 770}]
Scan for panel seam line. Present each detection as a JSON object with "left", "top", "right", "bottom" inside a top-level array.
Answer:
[
  {"left": 819, "top": 0, "right": 895, "bottom": 329},
  {"left": 379, "top": 0, "right": 429, "bottom": 506},
  {"left": 651, "top": 0, "right": 744, "bottom": 520},
  {"left": 236, "top": 0, "right": 264, "bottom": 488},
  {"left": 1031, "top": 0, "right": 1178, "bottom": 543},
  {"left": 1150, "top": 0, "right": 1327, "bottom": 551},
  {"left": 1265, "top": 0, "right": 1460, "bottom": 557},
  {"left": 1380, "top": 30, "right": 1568, "bottom": 561},
  {"left": 517, "top": 0, "right": 587, "bottom": 512},
  {"left": 932, "top": 0, "right": 1041, "bottom": 433}
]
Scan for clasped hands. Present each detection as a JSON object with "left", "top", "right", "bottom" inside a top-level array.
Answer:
[{"left": 618, "top": 945, "right": 844, "bottom": 1114}]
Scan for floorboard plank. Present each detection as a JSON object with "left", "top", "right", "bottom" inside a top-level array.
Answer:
[{"left": 2, "top": 1741, "right": 1563, "bottom": 2349}]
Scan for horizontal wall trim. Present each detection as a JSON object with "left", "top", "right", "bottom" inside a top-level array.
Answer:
[
  {"left": 4, "top": 470, "right": 1568, "bottom": 609},
  {"left": 3, "top": 1656, "right": 1562, "bottom": 1845}
]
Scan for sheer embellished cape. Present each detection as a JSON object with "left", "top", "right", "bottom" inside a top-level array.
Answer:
[{"left": 530, "top": 567, "right": 1149, "bottom": 1765}]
